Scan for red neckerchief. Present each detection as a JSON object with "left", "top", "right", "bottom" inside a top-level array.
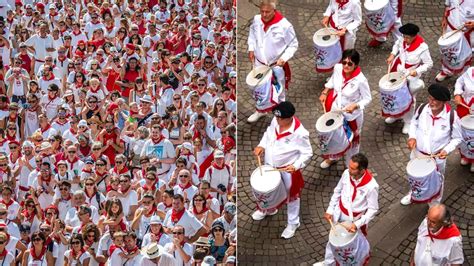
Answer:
[
  {"left": 67, "top": 156, "right": 79, "bottom": 168},
  {"left": 205, "top": 48, "right": 215, "bottom": 58},
  {"left": 212, "top": 161, "right": 225, "bottom": 170},
  {"left": 85, "top": 190, "right": 96, "bottom": 201},
  {"left": 42, "top": 73, "right": 55, "bottom": 81},
  {"left": 61, "top": 194, "right": 72, "bottom": 201},
  {"left": 426, "top": 223, "right": 461, "bottom": 242},
  {"left": 342, "top": 66, "right": 361, "bottom": 83},
  {"left": 108, "top": 244, "right": 122, "bottom": 256},
  {"left": 171, "top": 208, "right": 185, "bottom": 223},
  {"left": 85, "top": 239, "right": 94, "bottom": 247},
  {"left": 206, "top": 194, "right": 213, "bottom": 200},
  {"left": 262, "top": 10, "right": 284, "bottom": 32},
  {"left": 193, "top": 204, "right": 208, "bottom": 215},
  {"left": 125, "top": 245, "right": 138, "bottom": 255},
  {"left": 119, "top": 185, "right": 130, "bottom": 193},
  {"left": 142, "top": 181, "right": 157, "bottom": 192},
  {"left": 275, "top": 117, "right": 301, "bottom": 140},
  {"left": 151, "top": 135, "right": 165, "bottom": 144},
  {"left": 336, "top": 0, "right": 349, "bottom": 9},
  {"left": 5, "top": 134, "right": 15, "bottom": 142},
  {"left": 177, "top": 0, "right": 185, "bottom": 6},
  {"left": 9, "top": 152, "right": 19, "bottom": 163},
  {"left": 30, "top": 246, "right": 47, "bottom": 261},
  {"left": 0, "top": 139, "right": 5, "bottom": 146},
  {"left": 193, "top": 128, "right": 202, "bottom": 141},
  {"left": 145, "top": 206, "right": 156, "bottom": 217},
  {"left": 71, "top": 247, "right": 86, "bottom": 259},
  {"left": 349, "top": 170, "right": 373, "bottom": 201},
  {"left": 153, "top": 232, "right": 163, "bottom": 242},
  {"left": 0, "top": 248, "right": 7, "bottom": 257},
  {"left": 106, "top": 25, "right": 114, "bottom": 31},
  {"left": 69, "top": 128, "right": 77, "bottom": 134},
  {"left": 0, "top": 199, "right": 13, "bottom": 209},
  {"left": 79, "top": 146, "right": 91, "bottom": 157},
  {"left": 162, "top": 85, "right": 173, "bottom": 93},
  {"left": 163, "top": 202, "right": 172, "bottom": 209},
  {"left": 430, "top": 104, "right": 451, "bottom": 126},
  {"left": 113, "top": 166, "right": 129, "bottom": 175},
  {"left": 403, "top": 35, "right": 424, "bottom": 52},
  {"left": 90, "top": 86, "right": 100, "bottom": 93},
  {"left": 179, "top": 180, "right": 192, "bottom": 190},
  {"left": 82, "top": 169, "right": 92, "bottom": 174},
  {"left": 41, "top": 174, "right": 52, "bottom": 184},
  {"left": 41, "top": 124, "right": 51, "bottom": 134},
  {"left": 55, "top": 119, "right": 68, "bottom": 126},
  {"left": 95, "top": 171, "right": 107, "bottom": 180}
]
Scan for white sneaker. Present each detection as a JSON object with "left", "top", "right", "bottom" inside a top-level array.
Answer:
[
  {"left": 281, "top": 223, "right": 300, "bottom": 239},
  {"left": 435, "top": 72, "right": 449, "bottom": 82},
  {"left": 320, "top": 159, "right": 335, "bottom": 169},
  {"left": 461, "top": 158, "right": 469, "bottom": 166},
  {"left": 313, "top": 262, "right": 325, "bottom": 266},
  {"left": 400, "top": 193, "right": 412, "bottom": 205},
  {"left": 251, "top": 209, "right": 278, "bottom": 221},
  {"left": 470, "top": 164, "right": 474, "bottom": 173},
  {"left": 402, "top": 123, "right": 410, "bottom": 135},
  {"left": 247, "top": 111, "right": 266, "bottom": 123},
  {"left": 385, "top": 117, "right": 399, "bottom": 124}
]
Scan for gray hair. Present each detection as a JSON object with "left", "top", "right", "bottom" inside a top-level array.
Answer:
[{"left": 260, "top": 0, "right": 276, "bottom": 9}]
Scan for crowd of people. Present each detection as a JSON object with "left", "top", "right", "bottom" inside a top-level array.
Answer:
[{"left": 0, "top": 0, "right": 238, "bottom": 265}]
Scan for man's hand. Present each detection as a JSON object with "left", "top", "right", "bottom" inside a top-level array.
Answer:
[
  {"left": 437, "top": 150, "right": 448, "bottom": 159},
  {"left": 465, "top": 21, "right": 474, "bottom": 30},
  {"left": 407, "top": 138, "right": 416, "bottom": 150},
  {"left": 454, "top": 95, "right": 463, "bottom": 106},
  {"left": 319, "top": 92, "right": 327, "bottom": 106},
  {"left": 254, "top": 146, "right": 264, "bottom": 156},
  {"left": 344, "top": 103, "right": 358, "bottom": 114},
  {"left": 409, "top": 70, "right": 417, "bottom": 77},
  {"left": 321, "top": 16, "right": 329, "bottom": 27},
  {"left": 281, "top": 165, "right": 296, "bottom": 173},
  {"left": 275, "top": 58, "right": 286, "bottom": 67},
  {"left": 248, "top": 51, "right": 255, "bottom": 64},
  {"left": 323, "top": 213, "right": 333, "bottom": 222},
  {"left": 345, "top": 223, "right": 357, "bottom": 233},
  {"left": 441, "top": 17, "right": 448, "bottom": 30},
  {"left": 336, "top": 28, "right": 347, "bottom": 37},
  {"left": 386, "top": 54, "right": 395, "bottom": 66}
]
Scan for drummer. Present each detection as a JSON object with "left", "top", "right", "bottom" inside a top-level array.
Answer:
[
  {"left": 402, "top": 84, "right": 462, "bottom": 205},
  {"left": 437, "top": 0, "right": 474, "bottom": 82},
  {"left": 411, "top": 204, "right": 464, "bottom": 265},
  {"left": 315, "top": 153, "right": 379, "bottom": 266},
  {"left": 321, "top": 0, "right": 362, "bottom": 50},
  {"left": 366, "top": 0, "right": 403, "bottom": 47},
  {"left": 253, "top": 101, "right": 313, "bottom": 239},
  {"left": 454, "top": 66, "right": 474, "bottom": 172},
  {"left": 386, "top": 23, "right": 433, "bottom": 134},
  {"left": 318, "top": 49, "right": 372, "bottom": 169},
  {"left": 247, "top": 0, "right": 298, "bottom": 123}
]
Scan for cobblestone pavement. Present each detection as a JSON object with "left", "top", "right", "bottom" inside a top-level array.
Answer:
[{"left": 236, "top": 0, "right": 474, "bottom": 265}]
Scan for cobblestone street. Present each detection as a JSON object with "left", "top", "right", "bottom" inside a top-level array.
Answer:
[{"left": 236, "top": 0, "right": 474, "bottom": 265}]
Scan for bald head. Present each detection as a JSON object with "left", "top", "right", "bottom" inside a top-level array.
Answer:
[{"left": 427, "top": 204, "right": 451, "bottom": 232}]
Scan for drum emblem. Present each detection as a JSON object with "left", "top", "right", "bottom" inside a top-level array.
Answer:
[
  {"left": 408, "top": 178, "right": 423, "bottom": 199},
  {"left": 318, "top": 134, "right": 331, "bottom": 153},
  {"left": 253, "top": 191, "right": 270, "bottom": 209},
  {"left": 381, "top": 93, "right": 396, "bottom": 112},
  {"left": 335, "top": 247, "right": 356, "bottom": 265},
  {"left": 466, "top": 138, "right": 474, "bottom": 153},
  {"left": 315, "top": 48, "right": 329, "bottom": 67},
  {"left": 441, "top": 47, "right": 461, "bottom": 67},
  {"left": 367, "top": 13, "right": 387, "bottom": 32}
]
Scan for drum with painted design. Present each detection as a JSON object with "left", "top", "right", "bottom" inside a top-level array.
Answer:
[
  {"left": 250, "top": 165, "right": 287, "bottom": 211},
  {"left": 313, "top": 28, "right": 342, "bottom": 72},
  {"left": 364, "top": 0, "right": 396, "bottom": 38},
  {"left": 406, "top": 157, "right": 442, "bottom": 203},
  {"left": 329, "top": 222, "right": 370, "bottom": 266},
  {"left": 460, "top": 115, "right": 474, "bottom": 161},
  {"left": 379, "top": 72, "right": 413, "bottom": 118},
  {"left": 246, "top": 65, "right": 282, "bottom": 112},
  {"left": 438, "top": 30, "right": 472, "bottom": 74},
  {"left": 315, "top": 111, "right": 353, "bottom": 159}
]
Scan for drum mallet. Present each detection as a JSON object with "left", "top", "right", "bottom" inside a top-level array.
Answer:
[
  {"left": 256, "top": 155, "right": 263, "bottom": 175},
  {"left": 328, "top": 219, "right": 338, "bottom": 236}
]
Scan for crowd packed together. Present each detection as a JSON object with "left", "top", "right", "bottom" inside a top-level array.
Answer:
[{"left": 0, "top": 0, "right": 237, "bottom": 265}]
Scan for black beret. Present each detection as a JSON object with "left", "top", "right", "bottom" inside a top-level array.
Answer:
[
  {"left": 272, "top": 101, "right": 295, "bottom": 118},
  {"left": 428, "top": 84, "right": 451, "bottom": 101},
  {"left": 399, "top": 23, "right": 420, "bottom": 36}
]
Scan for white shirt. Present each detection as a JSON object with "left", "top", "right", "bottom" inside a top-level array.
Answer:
[
  {"left": 414, "top": 218, "right": 464, "bottom": 265},
  {"left": 258, "top": 117, "right": 312, "bottom": 170},
  {"left": 391, "top": 37, "right": 433, "bottom": 77},
  {"left": 409, "top": 104, "right": 463, "bottom": 154},
  {"left": 445, "top": 0, "right": 474, "bottom": 29},
  {"left": 323, "top": 0, "right": 362, "bottom": 33},
  {"left": 64, "top": 205, "right": 100, "bottom": 228},
  {"left": 138, "top": 252, "right": 176, "bottom": 266},
  {"left": 454, "top": 66, "right": 474, "bottom": 104},
  {"left": 326, "top": 169, "right": 379, "bottom": 229},
  {"left": 325, "top": 64, "right": 372, "bottom": 121},
  {"left": 24, "top": 34, "right": 54, "bottom": 61},
  {"left": 163, "top": 209, "right": 203, "bottom": 239},
  {"left": 64, "top": 250, "right": 91, "bottom": 266},
  {"left": 203, "top": 164, "right": 232, "bottom": 199},
  {"left": 164, "top": 242, "right": 193, "bottom": 266},
  {"left": 119, "top": 190, "right": 138, "bottom": 218},
  {"left": 140, "top": 138, "right": 176, "bottom": 175},
  {"left": 247, "top": 13, "right": 298, "bottom": 64}
]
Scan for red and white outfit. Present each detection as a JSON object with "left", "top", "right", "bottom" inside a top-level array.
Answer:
[
  {"left": 444, "top": 0, "right": 474, "bottom": 49},
  {"left": 413, "top": 218, "right": 464, "bottom": 265},
  {"left": 454, "top": 67, "right": 474, "bottom": 164},
  {"left": 323, "top": 0, "right": 362, "bottom": 50},
  {"left": 409, "top": 103, "right": 463, "bottom": 176},
  {"left": 247, "top": 10, "right": 298, "bottom": 112},
  {"left": 203, "top": 163, "right": 233, "bottom": 206},
  {"left": 324, "top": 64, "right": 372, "bottom": 165},
  {"left": 140, "top": 136, "right": 176, "bottom": 179},
  {"left": 366, "top": 0, "right": 403, "bottom": 43},
  {"left": 324, "top": 169, "right": 378, "bottom": 264},
  {"left": 389, "top": 34, "right": 433, "bottom": 123},
  {"left": 257, "top": 116, "right": 313, "bottom": 225},
  {"left": 163, "top": 209, "right": 203, "bottom": 239}
]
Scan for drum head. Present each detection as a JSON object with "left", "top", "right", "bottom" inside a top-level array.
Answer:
[
  {"left": 329, "top": 223, "right": 357, "bottom": 247},
  {"left": 461, "top": 115, "right": 474, "bottom": 130},
  {"left": 364, "top": 0, "right": 389, "bottom": 11},
  {"left": 316, "top": 111, "right": 344, "bottom": 133},
  {"left": 438, "top": 30, "right": 463, "bottom": 46},
  {"left": 407, "top": 157, "right": 437, "bottom": 177},
  {"left": 246, "top": 65, "right": 272, "bottom": 87},
  {"left": 250, "top": 165, "right": 282, "bottom": 193},
  {"left": 379, "top": 72, "right": 405, "bottom": 91},
  {"left": 313, "top": 28, "right": 339, "bottom": 47}
]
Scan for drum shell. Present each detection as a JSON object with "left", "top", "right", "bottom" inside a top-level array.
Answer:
[
  {"left": 250, "top": 165, "right": 288, "bottom": 210},
  {"left": 364, "top": 0, "right": 396, "bottom": 37},
  {"left": 407, "top": 158, "right": 442, "bottom": 203},
  {"left": 460, "top": 115, "right": 474, "bottom": 160},
  {"left": 316, "top": 113, "right": 353, "bottom": 158},
  {"left": 313, "top": 29, "right": 342, "bottom": 72},
  {"left": 248, "top": 67, "right": 283, "bottom": 112},
  {"left": 438, "top": 31, "right": 472, "bottom": 73},
  {"left": 329, "top": 226, "right": 370, "bottom": 266},
  {"left": 379, "top": 73, "right": 413, "bottom": 117}
]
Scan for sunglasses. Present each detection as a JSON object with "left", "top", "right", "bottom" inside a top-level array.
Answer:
[
  {"left": 172, "top": 232, "right": 184, "bottom": 235},
  {"left": 60, "top": 187, "right": 68, "bottom": 191},
  {"left": 71, "top": 241, "right": 81, "bottom": 245},
  {"left": 194, "top": 199, "right": 204, "bottom": 202},
  {"left": 119, "top": 180, "right": 128, "bottom": 183},
  {"left": 342, "top": 60, "right": 354, "bottom": 67},
  {"left": 179, "top": 175, "right": 189, "bottom": 177},
  {"left": 95, "top": 164, "right": 105, "bottom": 166},
  {"left": 68, "top": 151, "right": 76, "bottom": 154},
  {"left": 213, "top": 228, "right": 223, "bottom": 232},
  {"left": 32, "top": 238, "right": 42, "bottom": 242},
  {"left": 93, "top": 148, "right": 101, "bottom": 151},
  {"left": 0, "top": 212, "right": 6, "bottom": 216},
  {"left": 115, "top": 161, "right": 123, "bottom": 164},
  {"left": 85, "top": 183, "right": 94, "bottom": 186},
  {"left": 88, "top": 101, "right": 97, "bottom": 104},
  {"left": 0, "top": 241, "right": 5, "bottom": 244}
]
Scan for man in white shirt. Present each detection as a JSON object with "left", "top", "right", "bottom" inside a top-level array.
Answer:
[
  {"left": 247, "top": 0, "right": 298, "bottom": 123},
  {"left": 401, "top": 84, "right": 462, "bottom": 205},
  {"left": 385, "top": 23, "right": 433, "bottom": 134},
  {"left": 164, "top": 225, "right": 193, "bottom": 266},
  {"left": 139, "top": 243, "right": 176, "bottom": 265},
  {"left": 24, "top": 23, "right": 56, "bottom": 73},
  {"left": 316, "top": 153, "right": 378, "bottom": 265},
  {"left": 203, "top": 150, "right": 232, "bottom": 207},
  {"left": 140, "top": 125, "right": 177, "bottom": 180},
  {"left": 322, "top": 0, "right": 362, "bottom": 50},
  {"left": 253, "top": 101, "right": 313, "bottom": 239},
  {"left": 412, "top": 204, "right": 464, "bottom": 265},
  {"left": 118, "top": 174, "right": 138, "bottom": 221}
]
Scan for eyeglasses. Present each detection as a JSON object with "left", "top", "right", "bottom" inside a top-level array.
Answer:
[
  {"left": 0, "top": 241, "right": 5, "bottom": 244},
  {"left": 45, "top": 212, "right": 54, "bottom": 216},
  {"left": 7, "top": 127, "right": 15, "bottom": 130},
  {"left": 213, "top": 228, "right": 223, "bottom": 232},
  {"left": 68, "top": 151, "right": 76, "bottom": 154},
  {"left": 32, "top": 238, "right": 42, "bottom": 242},
  {"left": 115, "top": 161, "right": 123, "bottom": 164},
  {"left": 0, "top": 212, "right": 6, "bottom": 216},
  {"left": 179, "top": 175, "right": 189, "bottom": 177},
  {"left": 0, "top": 164, "right": 7, "bottom": 167},
  {"left": 93, "top": 148, "right": 101, "bottom": 151},
  {"left": 60, "top": 187, "right": 68, "bottom": 191},
  {"left": 146, "top": 177, "right": 155, "bottom": 181},
  {"left": 201, "top": 187, "right": 210, "bottom": 190},
  {"left": 342, "top": 60, "right": 354, "bottom": 67},
  {"left": 119, "top": 180, "right": 128, "bottom": 183},
  {"left": 85, "top": 183, "right": 94, "bottom": 186},
  {"left": 198, "top": 84, "right": 206, "bottom": 87},
  {"left": 40, "top": 228, "right": 51, "bottom": 231},
  {"left": 194, "top": 199, "right": 204, "bottom": 202},
  {"left": 172, "top": 231, "right": 184, "bottom": 235},
  {"left": 173, "top": 98, "right": 181, "bottom": 100},
  {"left": 71, "top": 241, "right": 81, "bottom": 245},
  {"left": 95, "top": 164, "right": 105, "bottom": 166}
]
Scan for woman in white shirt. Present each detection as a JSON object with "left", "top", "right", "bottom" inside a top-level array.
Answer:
[
  {"left": 318, "top": 49, "right": 372, "bottom": 168},
  {"left": 64, "top": 234, "right": 91, "bottom": 266}
]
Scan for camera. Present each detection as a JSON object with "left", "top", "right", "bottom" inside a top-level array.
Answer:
[{"left": 217, "top": 184, "right": 226, "bottom": 193}]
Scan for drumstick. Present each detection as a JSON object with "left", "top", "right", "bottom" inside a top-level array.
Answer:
[
  {"left": 256, "top": 155, "right": 262, "bottom": 175},
  {"left": 443, "top": 27, "right": 464, "bottom": 39},
  {"left": 265, "top": 169, "right": 286, "bottom": 172},
  {"left": 328, "top": 219, "right": 337, "bottom": 232}
]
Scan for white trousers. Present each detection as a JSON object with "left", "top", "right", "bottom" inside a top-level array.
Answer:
[
  {"left": 281, "top": 171, "right": 300, "bottom": 225},
  {"left": 343, "top": 30, "right": 357, "bottom": 50}
]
